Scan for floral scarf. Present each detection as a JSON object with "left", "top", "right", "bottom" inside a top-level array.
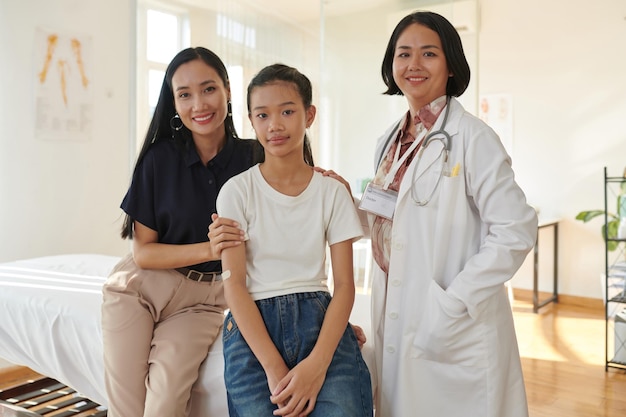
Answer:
[{"left": 370, "top": 96, "right": 447, "bottom": 274}]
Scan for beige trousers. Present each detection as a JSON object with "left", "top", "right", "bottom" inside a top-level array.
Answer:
[{"left": 102, "top": 253, "right": 225, "bottom": 417}]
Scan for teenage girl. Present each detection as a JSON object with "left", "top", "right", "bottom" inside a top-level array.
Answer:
[{"left": 216, "top": 63, "right": 373, "bottom": 417}]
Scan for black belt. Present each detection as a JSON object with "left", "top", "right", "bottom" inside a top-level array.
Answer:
[{"left": 176, "top": 267, "right": 222, "bottom": 283}]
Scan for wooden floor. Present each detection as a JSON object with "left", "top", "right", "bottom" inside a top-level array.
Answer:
[
  {"left": 1, "top": 292, "right": 626, "bottom": 417},
  {"left": 0, "top": 366, "right": 44, "bottom": 391},
  {"left": 513, "top": 291, "right": 626, "bottom": 417}
]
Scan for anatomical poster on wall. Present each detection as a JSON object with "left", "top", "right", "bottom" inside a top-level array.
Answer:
[
  {"left": 478, "top": 93, "right": 513, "bottom": 157},
  {"left": 34, "top": 28, "right": 93, "bottom": 141}
]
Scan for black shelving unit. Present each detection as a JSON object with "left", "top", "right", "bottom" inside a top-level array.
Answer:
[{"left": 603, "top": 167, "right": 626, "bottom": 371}]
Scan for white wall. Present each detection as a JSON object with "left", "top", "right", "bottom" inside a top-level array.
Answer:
[
  {"left": 478, "top": 0, "right": 626, "bottom": 298},
  {"left": 0, "top": 0, "right": 133, "bottom": 261}
]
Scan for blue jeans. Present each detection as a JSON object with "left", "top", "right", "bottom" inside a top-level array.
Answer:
[{"left": 223, "top": 291, "right": 373, "bottom": 417}]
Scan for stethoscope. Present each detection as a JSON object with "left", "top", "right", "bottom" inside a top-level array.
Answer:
[{"left": 377, "top": 97, "right": 452, "bottom": 206}]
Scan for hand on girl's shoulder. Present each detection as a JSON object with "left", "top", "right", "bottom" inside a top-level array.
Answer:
[{"left": 313, "top": 167, "right": 352, "bottom": 196}]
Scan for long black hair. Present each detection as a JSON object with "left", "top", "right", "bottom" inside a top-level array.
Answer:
[
  {"left": 246, "top": 63, "right": 315, "bottom": 167},
  {"left": 381, "top": 11, "right": 470, "bottom": 97},
  {"left": 121, "top": 47, "right": 237, "bottom": 239}
]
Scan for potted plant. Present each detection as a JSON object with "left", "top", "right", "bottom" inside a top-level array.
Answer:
[{"left": 575, "top": 178, "right": 626, "bottom": 251}]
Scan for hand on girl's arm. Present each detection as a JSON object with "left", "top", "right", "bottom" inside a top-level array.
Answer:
[{"left": 207, "top": 214, "right": 245, "bottom": 258}]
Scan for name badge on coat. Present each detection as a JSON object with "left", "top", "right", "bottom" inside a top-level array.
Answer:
[{"left": 358, "top": 182, "right": 397, "bottom": 220}]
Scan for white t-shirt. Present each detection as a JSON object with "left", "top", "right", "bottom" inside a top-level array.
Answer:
[{"left": 216, "top": 164, "right": 363, "bottom": 300}]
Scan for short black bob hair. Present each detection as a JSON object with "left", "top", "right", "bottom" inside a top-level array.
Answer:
[{"left": 381, "top": 11, "right": 470, "bottom": 97}]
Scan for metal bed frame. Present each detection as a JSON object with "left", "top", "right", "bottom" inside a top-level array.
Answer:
[{"left": 0, "top": 375, "right": 106, "bottom": 417}]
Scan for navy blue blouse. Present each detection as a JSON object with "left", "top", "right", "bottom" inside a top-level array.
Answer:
[{"left": 121, "top": 135, "right": 262, "bottom": 272}]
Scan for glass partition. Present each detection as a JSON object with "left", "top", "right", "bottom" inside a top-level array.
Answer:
[{"left": 136, "top": 0, "right": 478, "bottom": 188}]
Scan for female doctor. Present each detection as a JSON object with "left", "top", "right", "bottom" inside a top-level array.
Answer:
[{"left": 354, "top": 11, "right": 537, "bottom": 417}]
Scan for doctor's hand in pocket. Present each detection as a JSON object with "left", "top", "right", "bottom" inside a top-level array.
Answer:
[{"left": 412, "top": 281, "right": 486, "bottom": 367}]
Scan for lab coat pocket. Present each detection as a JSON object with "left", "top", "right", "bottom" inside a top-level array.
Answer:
[
  {"left": 412, "top": 161, "right": 462, "bottom": 209},
  {"left": 411, "top": 281, "right": 488, "bottom": 368}
]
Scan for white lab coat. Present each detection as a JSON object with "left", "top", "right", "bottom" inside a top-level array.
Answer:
[{"left": 365, "top": 98, "right": 537, "bottom": 417}]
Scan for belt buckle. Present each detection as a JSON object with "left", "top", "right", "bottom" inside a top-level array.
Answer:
[{"left": 187, "top": 270, "right": 204, "bottom": 282}]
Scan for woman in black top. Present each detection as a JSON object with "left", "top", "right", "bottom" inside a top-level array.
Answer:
[{"left": 101, "top": 47, "right": 262, "bottom": 417}]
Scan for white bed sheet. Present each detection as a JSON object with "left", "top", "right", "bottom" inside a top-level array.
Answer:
[
  {"left": 0, "top": 254, "right": 375, "bottom": 415},
  {"left": 0, "top": 254, "right": 228, "bottom": 416}
]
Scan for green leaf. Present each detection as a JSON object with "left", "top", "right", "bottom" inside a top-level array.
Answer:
[
  {"left": 576, "top": 210, "right": 621, "bottom": 251},
  {"left": 575, "top": 210, "right": 607, "bottom": 222},
  {"left": 602, "top": 219, "right": 620, "bottom": 251}
]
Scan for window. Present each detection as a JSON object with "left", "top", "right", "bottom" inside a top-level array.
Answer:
[
  {"left": 217, "top": 13, "right": 256, "bottom": 49},
  {"left": 147, "top": 9, "right": 180, "bottom": 64},
  {"left": 136, "top": 2, "right": 189, "bottom": 154}
]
